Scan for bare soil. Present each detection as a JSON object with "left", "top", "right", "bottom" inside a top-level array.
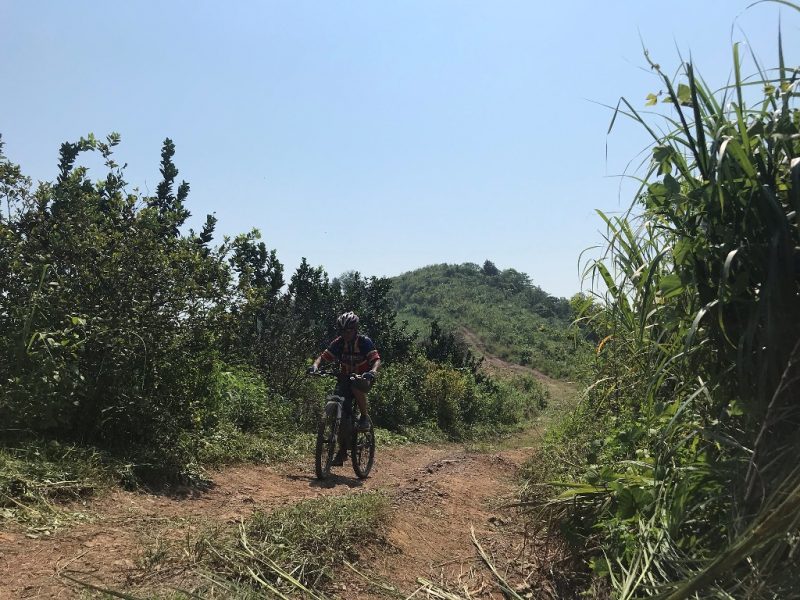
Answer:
[
  {"left": 0, "top": 434, "right": 567, "bottom": 599},
  {"left": 1, "top": 352, "right": 579, "bottom": 599}
]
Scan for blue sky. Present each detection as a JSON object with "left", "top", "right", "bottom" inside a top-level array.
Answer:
[{"left": 1, "top": 1, "right": 790, "bottom": 297}]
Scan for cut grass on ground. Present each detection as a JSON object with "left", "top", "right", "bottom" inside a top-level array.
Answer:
[{"left": 193, "top": 492, "right": 391, "bottom": 597}]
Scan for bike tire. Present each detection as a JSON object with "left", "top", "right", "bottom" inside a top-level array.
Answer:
[
  {"left": 315, "top": 411, "right": 338, "bottom": 480},
  {"left": 351, "top": 424, "right": 375, "bottom": 479}
]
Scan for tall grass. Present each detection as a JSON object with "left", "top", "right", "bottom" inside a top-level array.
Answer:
[{"left": 529, "top": 4, "right": 800, "bottom": 597}]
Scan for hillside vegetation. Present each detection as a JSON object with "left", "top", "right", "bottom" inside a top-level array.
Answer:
[{"left": 391, "top": 262, "right": 590, "bottom": 379}]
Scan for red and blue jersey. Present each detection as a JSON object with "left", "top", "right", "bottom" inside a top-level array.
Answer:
[{"left": 322, "top": 334, "right": 380, "bottom": 375}]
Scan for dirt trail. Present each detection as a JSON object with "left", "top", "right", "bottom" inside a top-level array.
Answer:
[
  {"left": 2, "top": 350, "right": 576, "bottom": 600},
  {"left": 458, "top": 328, "right": 559, "bottom": 384},
  {"left": 0, "top": 434, "right": 556, "bottom": 599}
]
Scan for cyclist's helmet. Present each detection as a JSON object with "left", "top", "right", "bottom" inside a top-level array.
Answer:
[{"left": 337, "top": 311, "right": 359, "bottom": 331}]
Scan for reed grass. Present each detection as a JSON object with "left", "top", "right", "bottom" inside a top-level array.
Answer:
[{"left": 525, "top": 2, "right": 800, "bottom": 597}]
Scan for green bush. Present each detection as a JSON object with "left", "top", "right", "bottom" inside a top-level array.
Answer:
[
  {"left": 210, "top": 366, "right": 290, "bottom": 432},
  {"left": 369, "top": 357, "right": 426, "bottom": 430},
  {"left": 422, "top": 364, "right": 468, "bottom": 438},
  {"left": 0, "top": 135, "right": 227, "bottom": 466},
  {"left": 487, "top": 375, "right": 549, "bottom": 426}
]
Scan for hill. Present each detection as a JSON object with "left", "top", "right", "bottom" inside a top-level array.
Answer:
[{"left": 390, "top": 262, "right": 589, "bottom": 379}]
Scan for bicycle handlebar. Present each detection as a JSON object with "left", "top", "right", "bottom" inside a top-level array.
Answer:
[
  {"left": 307, "top": 369, "right": 369, "bottom": 380},
  {"left": 308, "top": 369, "right": 337, "bottom": 378}
]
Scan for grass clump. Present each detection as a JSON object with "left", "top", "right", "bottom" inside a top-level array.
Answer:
[
  {"left": 0, "top": 439, "right": 108, "bottom": 528},
  {"left": 196, "top": 423, "right": 312, "bottom": 466},
  {"left": 202, "top": 492, "right": 390, "bottom": 595}
]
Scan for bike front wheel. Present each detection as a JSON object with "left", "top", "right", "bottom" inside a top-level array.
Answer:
[
  {"left": 351, "top": 424, "right": 375, "bottom": 479},
  {"left": 315, "top": 410, "right": 338, "bottom": 480}
]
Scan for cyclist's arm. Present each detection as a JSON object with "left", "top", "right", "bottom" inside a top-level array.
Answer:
[
  {"left": 312, "top": 345, "right": 338, "bottom": 371},
  {"left": 364, "top": 341, "right": 381, "bottom": 375}
]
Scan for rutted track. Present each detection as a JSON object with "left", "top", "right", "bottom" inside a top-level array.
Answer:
[{"left": 0, "top": 438, "right": 547, "bottom": 599}]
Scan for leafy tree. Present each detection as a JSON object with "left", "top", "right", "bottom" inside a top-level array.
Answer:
[
  {"left": 482, "top": 260, "right": 500, "bottom": 276},
  {"left": 1, "top": 134, "right": 229, "bottom": 466},
  {"left": 422, "top": 319, "right": 482, "bottom": 374},
  {"left": 335, "top": 271, "right": 415, "bottom": 363}
]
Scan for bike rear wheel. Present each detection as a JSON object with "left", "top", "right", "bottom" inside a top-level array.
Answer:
[
  {"left": 315, "top": 411, "right": 338, "bottom": 480},
  {"left": 351, "top": 424, "right": 375, "bottom": 479}
]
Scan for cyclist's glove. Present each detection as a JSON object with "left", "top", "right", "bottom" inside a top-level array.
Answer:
[
  {"left": 307, "top": 365, "right": 318, "bottom": 374},
  {"left": 363, "top": 371, "right": 376, "bottom": 383}
]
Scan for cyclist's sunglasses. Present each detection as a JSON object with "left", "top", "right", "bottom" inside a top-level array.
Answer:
[{"left": 340, "top": 326, "right": 357, "bottom": 332}]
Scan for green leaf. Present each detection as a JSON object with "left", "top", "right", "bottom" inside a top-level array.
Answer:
[
  {"left": 727, "top": 399, "right": 745, "bottom": 417},
  {"left": 591, "top": 556, "right": 611, "bottom": 576},
  {"left": 645, "top": 93, "right": 658, "bottom": 107},
  {"left": 673, "top": 238, "right": 692, "bottom": 266},
  {"left": 653, "top": 145, "right": 674, "bottom": 175},
  {"left": 616, "top": 487, "right": 637, "bottom": 519},
  {"left": 653, "top": 145, "right": 672, "bottom": 164},
  {"left": 664, "top": 173, "right": 681, "bottom": 194},
  {"left": 677, "top": 83, "right": 693, "bottom": 106},
  {"left": 659, "top": 273, "right": 684, "bottom": 300},
  {"left": 648, "top": 182, "right": 668, "bottom": 199},
  {"left": 686, "top": 300, "right": 718, "bottom": 351}
]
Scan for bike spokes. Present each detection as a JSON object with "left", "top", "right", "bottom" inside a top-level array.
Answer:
[
  {"left": 351, "top": 426, "right": 375, "bottom": 479},
  {"left": 315, "top": 414, "right": 338, "bottom": 480}
]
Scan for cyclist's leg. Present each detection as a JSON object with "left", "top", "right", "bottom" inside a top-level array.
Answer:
[
  {"left": 352, "top": 387, "right": 368, "bottom": 418},
  {"left": 352, "top": 383, "right": 373, "bottom": 430}
]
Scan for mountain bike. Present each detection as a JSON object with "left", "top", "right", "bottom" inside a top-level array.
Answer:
[{"left": 309, "top": 370, "right": 375, "bottom": 480}]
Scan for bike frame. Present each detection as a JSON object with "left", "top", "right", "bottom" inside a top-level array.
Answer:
[{"left": 311, "top": 369, "right": 374, "bottom": 480}]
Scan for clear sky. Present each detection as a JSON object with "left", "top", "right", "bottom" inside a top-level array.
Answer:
[{"left": 1, "top": 1, "right": 791, "bottom": 298}]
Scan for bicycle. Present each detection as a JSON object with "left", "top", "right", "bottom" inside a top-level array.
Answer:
[{"left": 309, "top": 370, "right": 376, "bottom": 480}]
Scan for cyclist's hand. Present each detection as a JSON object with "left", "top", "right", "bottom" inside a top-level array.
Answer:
[
  {"left": 307, "top": 365, "right": 318, "bottom": 375},
  {"left": 363, "top": 371, "right": 376, "bottom": 383}
]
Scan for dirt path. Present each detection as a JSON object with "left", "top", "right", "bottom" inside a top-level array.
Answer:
[{"left": 0, "top": 432, "right": 559, "bottom": 599}]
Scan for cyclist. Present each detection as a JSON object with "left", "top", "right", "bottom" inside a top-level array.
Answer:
[{"left": 309, "top": 311, "right": 381, "bottom": 465}]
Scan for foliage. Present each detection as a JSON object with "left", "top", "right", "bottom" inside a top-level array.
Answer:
[
  {"left": 0, "top": 134, "right": 228, "bottom": 469},
  {"left": 422, "top": 319, "right": 483, "bottom": 373},
  {"left": 526, "top": 10, "right": 800, "bottom": 598},
  {"left": 370, "top": 355, "right": 548, "bottom": 438},
  {"left": 210, "top": 366, "right": 283, "bottom": 433},
  {"left": 391, "top": 262, "right": 590, "bottom": 378},
  {"left": 196, "top": 423, "right": 312, "bottom": 466},
  {"left": 0, "top": 132, "right": 544, "bottom": 491}
]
